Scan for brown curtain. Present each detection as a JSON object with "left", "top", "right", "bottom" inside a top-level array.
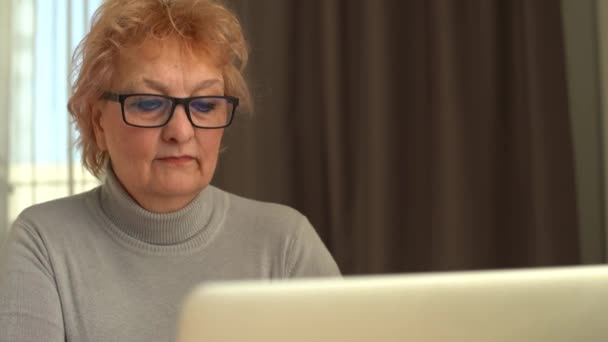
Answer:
[{"left": 214, "top": 0, "right": 580, "bottom": 275}]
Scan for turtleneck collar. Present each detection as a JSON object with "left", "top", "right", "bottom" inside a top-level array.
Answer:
[{"left": 98, "top": 167, "right": 219, "bottom": 247}]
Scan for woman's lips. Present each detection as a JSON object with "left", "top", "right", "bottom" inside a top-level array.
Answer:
[{"left": 157, "top": 156, "right": 195, "bottom": 165}]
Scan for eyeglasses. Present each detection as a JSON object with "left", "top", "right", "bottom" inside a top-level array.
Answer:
[{"left": 102, "top": 92, "right": 239, "bottom": 129}]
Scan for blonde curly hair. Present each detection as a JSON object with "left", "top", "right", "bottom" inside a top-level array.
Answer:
[{"left": 68, "top": 0, "right": 251, "bottom": 177}]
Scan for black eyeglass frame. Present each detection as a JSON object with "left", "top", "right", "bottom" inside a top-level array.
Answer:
[{"left": 102, "top": 92, "right": 239, "bottom": 129}]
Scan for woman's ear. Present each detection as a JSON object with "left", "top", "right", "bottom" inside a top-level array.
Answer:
[{"left": 92, "top": 101, "right": 108, "bottom": 151}]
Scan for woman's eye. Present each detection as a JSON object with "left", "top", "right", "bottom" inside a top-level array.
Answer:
[
  {"left": 126, "top": 96, "right": 167, "bottom": 112},
  {"left": 191, "top": 99, "right": 216, "bottom": 113}
]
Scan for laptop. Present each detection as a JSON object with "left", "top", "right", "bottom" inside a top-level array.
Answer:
[{"left": 176, "top": 265, "right": 608, "bottom": 342}]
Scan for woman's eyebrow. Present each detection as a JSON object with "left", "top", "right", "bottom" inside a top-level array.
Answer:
[
  {"left": 191, "top": 79, "right": 223, "bottom": 93},
  {"left": 136, "top": 78, "right": 223, "bottom": 94}
]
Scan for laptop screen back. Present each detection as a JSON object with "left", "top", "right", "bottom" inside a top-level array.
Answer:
[{"left": 176, "top": 265, "right": 608, "bottom": 342}]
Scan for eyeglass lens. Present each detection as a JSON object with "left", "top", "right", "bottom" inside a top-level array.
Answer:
[{"left": 123, "top": 95, "right": 232, "bottom": 127}]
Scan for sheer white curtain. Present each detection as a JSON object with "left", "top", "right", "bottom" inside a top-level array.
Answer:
[
  {"left": 0, "top": 0, "right": 11, "bottom": 237},
  {"left": 1, "top": 0, "right": 102, "bottom": 234}
]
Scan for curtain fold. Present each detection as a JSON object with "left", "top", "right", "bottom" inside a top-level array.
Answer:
[{"left": 216, "top": 0, "right": 580, "bottom": 274}]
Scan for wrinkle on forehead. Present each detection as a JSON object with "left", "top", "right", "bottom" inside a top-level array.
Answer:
[{"left": 112, "top": 38, "right": 224, "bottom": 95}]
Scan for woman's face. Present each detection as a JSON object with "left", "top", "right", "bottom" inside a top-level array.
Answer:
[{"left": 94, "top": 39, "right": 225, "bottom": 212}]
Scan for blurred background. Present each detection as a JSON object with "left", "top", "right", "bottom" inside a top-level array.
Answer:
[{"left": 0, "top": 0, "right": 605, "bottom": 275}]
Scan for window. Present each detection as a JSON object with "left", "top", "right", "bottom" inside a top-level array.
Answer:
[{"left": 1, "top": 0, "right": 102, "bottom": 233}]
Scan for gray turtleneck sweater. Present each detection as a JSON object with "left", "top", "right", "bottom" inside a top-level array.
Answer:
[{"left": 0, "top": 171, "right": 340, "bottom": 342}]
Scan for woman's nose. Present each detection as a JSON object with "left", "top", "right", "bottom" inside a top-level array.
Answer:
[{"left": 161, "top": 104, "right": 195, "bottom": 143}]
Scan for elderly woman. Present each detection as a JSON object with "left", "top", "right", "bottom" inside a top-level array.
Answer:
[{"left": 0, "top": 0, "right": 340, "bottom": 341}]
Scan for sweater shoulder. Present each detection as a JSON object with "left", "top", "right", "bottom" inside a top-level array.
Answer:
[
  {"left": 209, "top": 187, "right": 340, "bottom": 278},
  {"left": 14, "top": 187, "right": 100, "bottom": 234},
  {"left": 215, "top": 187, "right": 303, "bottom": 219},
  {"left": 211, "top": 186, "right": 306, "bottom": 234}
]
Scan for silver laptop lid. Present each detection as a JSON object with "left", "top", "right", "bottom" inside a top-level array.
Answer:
[{"left": 176, "top": 265, "right": 608, "bottom": 342}]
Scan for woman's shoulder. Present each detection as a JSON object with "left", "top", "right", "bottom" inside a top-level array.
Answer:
[
  {"left": 13, "top": 187, "right": 100, "bottom": 234},
  {"left": 3, "top": 188, "right": 103, "bottom": 268},
  {"left": 207, "top": 187, "right": 341, "bottom": 277},
  {"left": 211, "top": 186, "right": 305, "bottom": 224},
  {"left": 209, "top": 186, "right": 311, "bottom": 242}
]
